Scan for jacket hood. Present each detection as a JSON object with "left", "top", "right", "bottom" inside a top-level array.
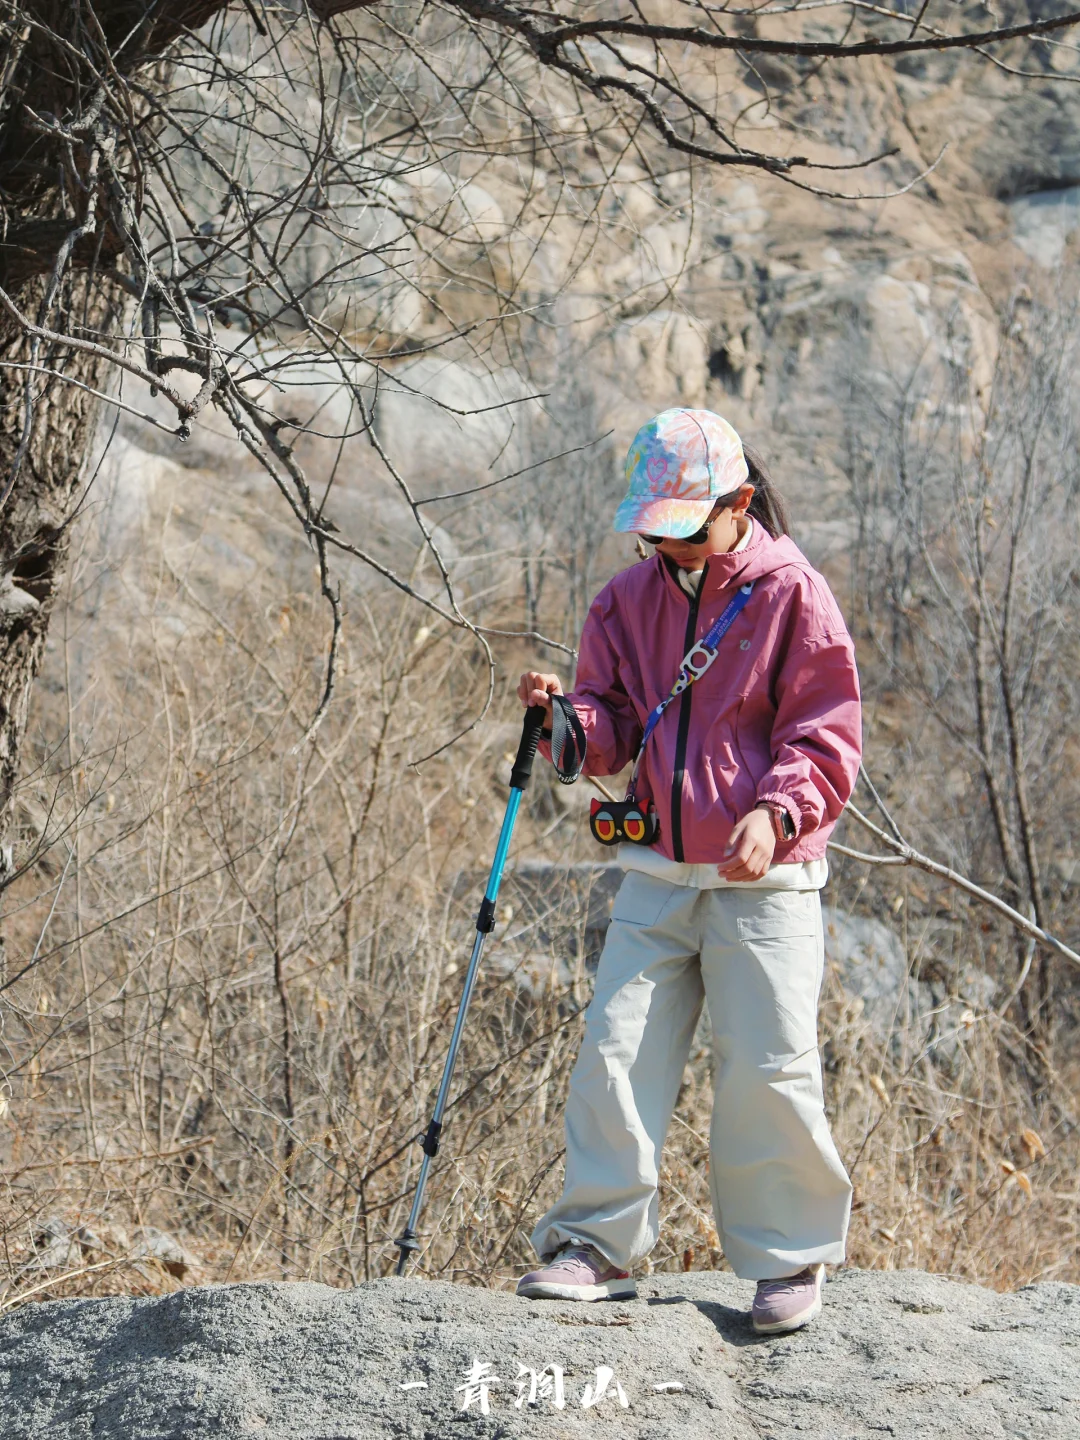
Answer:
[
  {"left": 734, "top": 521, "right": 813, "bottom": 583},
  {"left": 660, "top": 517, "right": 812, "bottom": 598}
]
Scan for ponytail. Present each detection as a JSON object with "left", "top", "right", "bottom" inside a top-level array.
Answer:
[{"left": 742, "top": 443, "right": 790, "bottom": 539}]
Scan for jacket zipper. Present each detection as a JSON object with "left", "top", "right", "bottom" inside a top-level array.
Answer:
[{"left": 669, "top": 564, "right": 704, "bottom": 863}]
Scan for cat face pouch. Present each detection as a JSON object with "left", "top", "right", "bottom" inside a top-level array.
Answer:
[{"left": 589, "top": 797, "right": 659, "bottom": 847}]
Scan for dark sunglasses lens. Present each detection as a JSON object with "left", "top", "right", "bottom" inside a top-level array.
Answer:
[
  {"left": 642, "top": 526, "right": 708, "bottom": 545},
  {"left": 641, "top": 513, "right": 715, "bottom": 546}
]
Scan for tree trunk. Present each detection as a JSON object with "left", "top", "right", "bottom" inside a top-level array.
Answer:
[
  {"left": 0, "top": 2, "right": 232, "bottom": 897},
  {"left": 0, "top": 292, "right": 107, "bottom": 888}
]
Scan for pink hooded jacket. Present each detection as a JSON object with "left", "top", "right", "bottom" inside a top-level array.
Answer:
[{"left": 548, "top": 520, "right": 862, "bottom": 864}]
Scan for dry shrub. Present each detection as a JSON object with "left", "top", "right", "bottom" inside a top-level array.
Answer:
[{"left": 0, "top": 467, "right": 589, "bottom": 1303}]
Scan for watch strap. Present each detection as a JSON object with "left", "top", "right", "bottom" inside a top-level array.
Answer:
[{"left": 758, "top": 800, "right": 796, "bottom": 842}]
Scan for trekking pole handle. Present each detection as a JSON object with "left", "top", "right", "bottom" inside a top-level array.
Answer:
[{"left": 509, "top": 705, "right": 547, "bottom": 791}]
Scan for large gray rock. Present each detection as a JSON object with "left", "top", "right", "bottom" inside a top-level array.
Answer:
[
  {"left": 822, "top": 904, "right": 925, "bottom": 1039},
  {"left": 1009, "top": 185, "right": 1080, "bottom": 267},
  {"left": 0, "top": 1269, "right": 1077, "bottom": 1438}
]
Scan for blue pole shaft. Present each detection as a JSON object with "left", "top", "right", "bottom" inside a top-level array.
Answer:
[
  {"left": 394, "top": 785, "right": 527, "bottom": 1273},
  {"left": 429, "top": 789, "right": 520, "bottom": 1123},
  {"left": 485, "top": 789, "right": 522, "bottom": 900}
]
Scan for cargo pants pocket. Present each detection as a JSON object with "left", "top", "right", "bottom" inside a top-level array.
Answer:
[{"left": 610, "top": 872, "right": 681, "bottom": 928}]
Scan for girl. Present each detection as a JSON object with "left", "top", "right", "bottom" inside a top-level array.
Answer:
[{"left": 515, "top": 408, "right": 861, "bottom": 1334}]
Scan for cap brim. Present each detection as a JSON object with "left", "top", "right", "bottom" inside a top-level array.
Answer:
[{"left": 613, "top": 494, "right": 715, "bottom": 538}]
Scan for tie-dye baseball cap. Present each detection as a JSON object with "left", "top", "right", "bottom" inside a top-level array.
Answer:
[{"left": 613, "top": 408, "right": 749, "bottom": 538}]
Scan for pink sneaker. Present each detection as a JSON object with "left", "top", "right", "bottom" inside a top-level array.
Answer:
[
  {"left": 516, "top": 1243, "right": 637, "bottom": 1301},
  {"left": 752, "top": 1263, "right": 825, "bottom": 1334}
]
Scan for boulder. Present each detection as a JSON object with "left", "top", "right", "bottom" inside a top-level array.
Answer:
[{"left": 0, "top": 1270, "right": 1076, "bottom": 1438}]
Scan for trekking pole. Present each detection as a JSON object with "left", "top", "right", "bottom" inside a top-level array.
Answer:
[{"left": 394, "top": 704, "right": 548, "bottom": 1276}]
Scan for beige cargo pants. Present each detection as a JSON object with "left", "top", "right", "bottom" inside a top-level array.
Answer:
[{"left": 530, "top": 871, "right": 852, "bottom": 1280}]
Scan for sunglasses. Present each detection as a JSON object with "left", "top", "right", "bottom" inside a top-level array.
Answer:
[{"left": 641, "top": 513, "right": 717, "bottom": 547}]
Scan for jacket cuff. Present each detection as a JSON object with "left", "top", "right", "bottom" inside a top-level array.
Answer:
[{"left": 756, "top": 791, "right": 803, "bottom": 839}]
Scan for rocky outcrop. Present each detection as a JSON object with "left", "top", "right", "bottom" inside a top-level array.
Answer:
[{"left": 1, "top": 1269, "right": 1077, "bottom": 1438}]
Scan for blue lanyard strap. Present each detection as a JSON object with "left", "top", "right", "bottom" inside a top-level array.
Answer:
[{"left": 629, "top": 581, "right": 754, "bottom": 795}]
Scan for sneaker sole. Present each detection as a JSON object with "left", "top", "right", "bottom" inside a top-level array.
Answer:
[
  {"left": 751, "top": 1291, "right": 822, "bottom": 1334},
  {"left": 516, "top": 1278, "right": 638, "bottom": 1302}
]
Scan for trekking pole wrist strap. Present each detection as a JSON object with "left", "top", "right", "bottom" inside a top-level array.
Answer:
[
  {"left": 549, "top": 694, "right": 587, "bottom": 784},
  {"left": 509, "top": 699, "right": 587, "bottom": 792}
]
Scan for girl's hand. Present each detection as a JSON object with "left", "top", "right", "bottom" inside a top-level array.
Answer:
[
  {"left": 716, "top": 807, "right": 776, "bottom": 882},
  {"left": 517, "top": 670, "right": 563, "bottom": 719}
]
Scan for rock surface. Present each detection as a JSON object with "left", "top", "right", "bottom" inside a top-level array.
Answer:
[{"left": 1, "top": 1269, "right": 1077, "bottom": 1439}]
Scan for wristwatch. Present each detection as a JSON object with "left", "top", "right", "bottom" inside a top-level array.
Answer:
[{"left": 758, "top": 801, "right": 796, "bottom": 842}]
